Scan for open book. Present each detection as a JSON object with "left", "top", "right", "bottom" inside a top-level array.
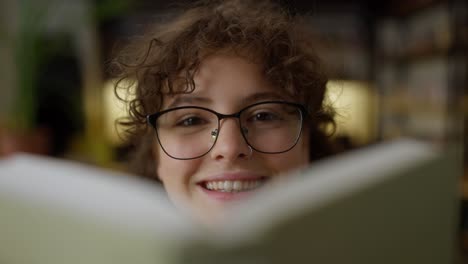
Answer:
[{"left": 0, "top": 139, "right": 459, "bottom": 264}]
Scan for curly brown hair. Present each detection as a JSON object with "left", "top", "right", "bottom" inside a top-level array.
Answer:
[{"left": 110, "top": 0, "right": 336, "bottom": 180}]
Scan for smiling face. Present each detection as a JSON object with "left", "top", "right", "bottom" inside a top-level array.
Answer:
[{"left": 154, "top": 53, "right": 310, "bottom": 223}]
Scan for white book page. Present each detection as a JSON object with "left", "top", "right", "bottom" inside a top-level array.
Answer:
[
  {"left": 0, "top": 154, "right": 196, "bottom": 264},
  {"left": 219, "top": 139, "right": 438, "bottom": 240},
  {"left": 184, "top": 139, "right": 458, "bottom": 264}
]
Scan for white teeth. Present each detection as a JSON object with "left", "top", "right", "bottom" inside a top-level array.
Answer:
[
  {"left": 233, "top": 181, "right": 242, "bottom": 191},
  {"left": 224, "top": 181, "right": 233, "bottom": 192},
  {"left": 204, "top": 180, "right": 264, "bottom": 192}
]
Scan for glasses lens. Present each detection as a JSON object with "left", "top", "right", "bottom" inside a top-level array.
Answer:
[
  {"left": 240, "top": 102, "right": 303, "bottom": 153},
  {"left": 156, "top": 108, "right": 218, "bottom": 159}
]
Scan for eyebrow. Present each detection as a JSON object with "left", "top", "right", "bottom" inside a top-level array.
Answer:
[
  {"left": 165, "top": 95, "right": 212, "bottom": 109},
  {"left": 165, "top": 91, "right": 289, "bottom": 110},
  {"left": 242, "top": 92, "right": 289, "bottom": 105}
]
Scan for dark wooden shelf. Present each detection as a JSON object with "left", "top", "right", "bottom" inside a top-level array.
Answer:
[{"left": 385, "top": 0, "right": 446, "bottom": 17}]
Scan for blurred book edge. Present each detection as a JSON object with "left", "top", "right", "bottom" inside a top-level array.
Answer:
[{"left": 0, "top": 138, "right": 459, "bottom": 264}]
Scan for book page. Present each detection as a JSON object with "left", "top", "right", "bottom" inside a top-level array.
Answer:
[
  {"left": 0, "top": 154, "right": 195, "bottom": 264},
  {"left": 183, "top": 139, "right": 459, "bottom": 264}
]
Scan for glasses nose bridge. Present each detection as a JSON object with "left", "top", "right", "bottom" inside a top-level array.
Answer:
[
  {"left": 214, "top": 112, "right": 244, "bottom": 138},
  {"left": 216, "top": 111, "right": 242, "bottom": 122}
]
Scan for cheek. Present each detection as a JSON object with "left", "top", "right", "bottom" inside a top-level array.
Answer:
[
  {"left": 155, "top": 146, "right": 200, "bottom": 188},
  {"left": 155, "top": 154, "right": 201, "bottom": 209},
  {"left": 262, "top": 135, "right": 310, "bottom": 173}
]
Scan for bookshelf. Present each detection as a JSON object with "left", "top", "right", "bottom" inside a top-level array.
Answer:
[{"left": 375, "top": 1, "right": 455, "bottom": 143}]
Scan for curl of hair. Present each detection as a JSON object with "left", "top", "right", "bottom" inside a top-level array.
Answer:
[{"left": 109, "top": 0, "right": 337, "bottom": 180}]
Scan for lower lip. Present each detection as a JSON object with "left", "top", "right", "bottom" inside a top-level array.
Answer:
[{"left": 198, "top": 185, "right": 260, "bottom": 201}]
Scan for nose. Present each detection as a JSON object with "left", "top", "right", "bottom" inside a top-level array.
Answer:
[{"left": 209, "top": 118, "right": 251, "bottom": 161}]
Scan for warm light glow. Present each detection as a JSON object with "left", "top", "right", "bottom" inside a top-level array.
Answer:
[
  {"left": 103, "top": 79, "right": 135, "bottom": 145},
  {"left": 325, "top": 80, "right": 376, "bottom": 145}
]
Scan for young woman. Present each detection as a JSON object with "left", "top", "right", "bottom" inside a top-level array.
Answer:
[{"left": 112, "top": 0, "right": 335, "bottom": 222}]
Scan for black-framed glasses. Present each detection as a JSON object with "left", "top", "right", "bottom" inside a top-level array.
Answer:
[{"left": 147, "top": 101, "right": 307, "bottom": 160}]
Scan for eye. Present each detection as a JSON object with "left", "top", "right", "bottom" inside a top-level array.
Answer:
[
  {"left": 176, "top": 116, "right": 207, "bottom": 126},
  {"left": 251, "top": 111, "right": 281, "bottom": 122}
]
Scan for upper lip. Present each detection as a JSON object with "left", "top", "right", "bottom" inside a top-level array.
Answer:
[{"left": 197, "top": 171, "right": 267, "bottom": 183}]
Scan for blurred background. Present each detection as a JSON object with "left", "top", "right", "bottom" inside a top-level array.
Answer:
[{"left": 0, "top": 0, "right": 467, "bottom": 259}]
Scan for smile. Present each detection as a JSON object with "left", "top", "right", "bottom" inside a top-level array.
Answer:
[{"left": 203, "top": 179, "right": 265, "bottom": 192}]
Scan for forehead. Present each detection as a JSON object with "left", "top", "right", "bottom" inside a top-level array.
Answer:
[
  {"left": 162, "top": 53, "right": 292, "bottom": 108},
  {"left": 195, "top": 54, "right": 266, "bottom": 89}
]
